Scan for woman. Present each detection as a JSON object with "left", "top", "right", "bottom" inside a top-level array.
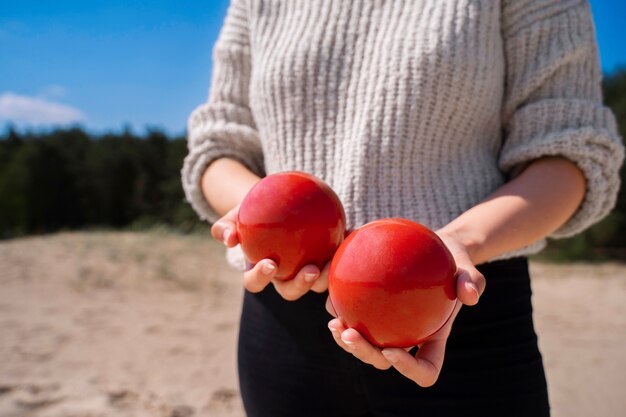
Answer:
[{"left": 182, "top": 1, "right": 624, "bottom": 416}]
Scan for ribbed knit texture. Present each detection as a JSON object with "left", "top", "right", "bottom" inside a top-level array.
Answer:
[{"left": 182, "top": 0, "right": 624, "bottom": 265}]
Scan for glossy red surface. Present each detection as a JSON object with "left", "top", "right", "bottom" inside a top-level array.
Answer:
[
  {"left": 328, "top": 218, "right": 457, "bottom": 348},
  {"left": 237, "top": 172, "right": 346, "bottom": 280}
]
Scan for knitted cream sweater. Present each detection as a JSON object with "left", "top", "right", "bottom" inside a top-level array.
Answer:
[{"left": 182, "top": 0, "right": 624, "bottom": 263}]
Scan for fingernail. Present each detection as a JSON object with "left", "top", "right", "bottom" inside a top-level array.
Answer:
[
  {"left": 466, "top": 282, "right": 479, "bottom": 299},
  {"left": 261, "top": 262, "right": 276, "bottom": 276},
  {"left": 222, "top": 228, "right": 231, "bottom": 245},
  {"left": 303, "top": 272, "right": 317, "bottom": 283},
  {"left": 328, "top": 323, "right": 337, "bottom": 333},
  {"left": 382, "top": 350, "right": 398, "bottom": 364},
  {"left": 341, "top": 335, "right": 354, "bottom": 346}
]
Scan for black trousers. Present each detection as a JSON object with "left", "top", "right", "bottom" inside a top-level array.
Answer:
[{"left": 238, "top": 258, "right": 550, "bottom": 417}]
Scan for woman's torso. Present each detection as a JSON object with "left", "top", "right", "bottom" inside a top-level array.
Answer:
[{"left": 244, "top": 0, "right": 506, "bottom": 230}]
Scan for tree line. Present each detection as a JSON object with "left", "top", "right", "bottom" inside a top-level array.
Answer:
[
  {"left": 1, "top": 70, "right": 625, "bottom": 259},
  {"left": 0, "top": 127, "right": 204, "bottom": 237}
]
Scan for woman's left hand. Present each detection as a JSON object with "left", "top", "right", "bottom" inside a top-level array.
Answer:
[{"left": 326, "top": 229, "right": 486, "bottom": 387}]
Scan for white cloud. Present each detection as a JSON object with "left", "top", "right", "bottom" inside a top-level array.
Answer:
[{"left": 0, "top": 92, "right": 85, "bottom": 126}]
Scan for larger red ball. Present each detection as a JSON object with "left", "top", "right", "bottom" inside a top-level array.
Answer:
[
  {"left": 237, "top": 171, "right": 346, "bottom": 280},
  {"left": 328, "top": 218, "right": 457, "bottom": 348}
]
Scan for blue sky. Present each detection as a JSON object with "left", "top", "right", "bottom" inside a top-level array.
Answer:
[{"left": 1, "top": 0, "right": 625, "bottom": 134}]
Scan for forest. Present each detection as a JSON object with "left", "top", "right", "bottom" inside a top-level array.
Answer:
[{"left": 1, "top": 69, "right": 625, "bottom": 260}]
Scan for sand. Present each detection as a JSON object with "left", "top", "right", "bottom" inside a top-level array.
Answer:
[{"left": 0, "top": 231, "right": 624, "bottom": 417}]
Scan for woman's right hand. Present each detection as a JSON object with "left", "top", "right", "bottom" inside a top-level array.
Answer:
[{"left": 211, "top": 205, "right": 330, "bottom": 301}]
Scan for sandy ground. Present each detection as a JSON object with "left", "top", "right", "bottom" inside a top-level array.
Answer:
[{"left": 0, "top": 231, "right": 624, "bottom": 417}]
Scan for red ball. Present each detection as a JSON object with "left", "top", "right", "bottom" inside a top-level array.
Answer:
[
  {"left": 328, "top": 218, "right": 457, "bottom": 348},
  {"left": 237, "top": 171, "right": 346, "bottom": 280}
]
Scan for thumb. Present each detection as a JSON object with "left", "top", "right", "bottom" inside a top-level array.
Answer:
[
  {"left": 211, "top": 205, "right": 240, "bottom": 247},
  {"left": 455, "top": 264, "right": 485, "bottom": 306}
]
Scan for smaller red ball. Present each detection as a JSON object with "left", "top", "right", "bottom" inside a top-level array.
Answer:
[{"left": 237, "top": 171, "right": 346, "bottom": 280}]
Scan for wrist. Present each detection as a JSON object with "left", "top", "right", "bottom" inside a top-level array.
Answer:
[
  {"left": 202, "top": 158, "right": 261, "bottom": 216},
  {"left": 437, "top": 223, "right": 486, "bottom": 265}
]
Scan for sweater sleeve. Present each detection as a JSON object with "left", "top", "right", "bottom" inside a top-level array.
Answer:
[
  {"left": 181, "top": 0, "right": 264, "bottom": 223},
  {"left": 499, "top": 0, "right": 624, "bottom": 238}
]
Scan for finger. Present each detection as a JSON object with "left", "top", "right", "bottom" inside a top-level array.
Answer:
[
  {"left": 382, "top": 337, "right": 447, "bottom": 387},
  {"left": 243, "top": 259, "right": 276, "bottom": 293},
  {"left": 325, "top": 296, "right": 337, "bottom": 317},
  {"left": 211, "top": 220, "right": 235, "bottom": 245},
  {"left": 327, "top": 318, "right": 388, "bottom": 372},
  {"left": 310, "top": 261, "right": 330, "bottom": 293},
  {"left": 339, "top": 328, "right": 392, "bottom": 370},
  {"left": 327, "top": 318, "right": 351, "bottom": 351},
  {"left": 328, "top": 318, "right": 390, "bottom": 370},
  {"left": 272, "top": 264, "right": 319, "bottom": 301},
  {"left": 455, "top": 266, "right": 485, "bottom": 306},
  {"left": 211, "top": 206, "right": 240, "bottom": 247}
]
